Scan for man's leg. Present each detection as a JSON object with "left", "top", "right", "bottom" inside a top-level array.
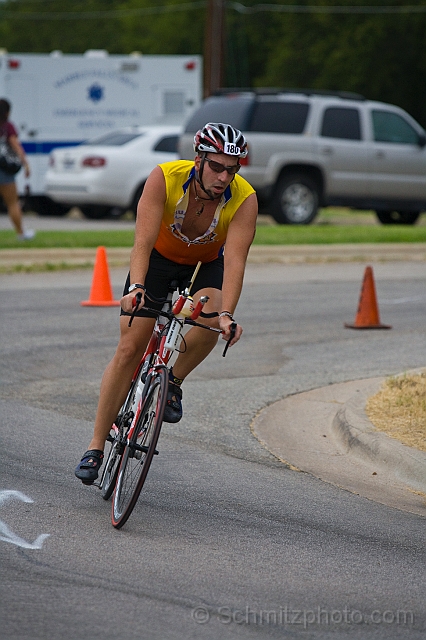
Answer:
[
  {"left": 89, "top": 314, "right": 155, "bottom": 450},
  {"left": 75, "top": 314, "right": 155, "bottom": 483},
  {"left": 164, "top": 288, "right": 221, "bottom": 423},
  {"left": 172, "top": 287, "right": 222, "bottom": 379}
]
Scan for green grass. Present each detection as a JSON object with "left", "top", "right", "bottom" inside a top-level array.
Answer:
[
  {"left": 1, "top": 223, "right": 426, "bottom": 250},
  {"left": 253, "top": 224, "right": 426, "bottom": 245},
  {"left": 0, "top": 230, "right": 135, "bottom": 249}
]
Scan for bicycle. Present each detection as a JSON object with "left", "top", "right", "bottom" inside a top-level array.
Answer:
[{"left": 96, "top": 263, "right": 236, "bottom": 529}]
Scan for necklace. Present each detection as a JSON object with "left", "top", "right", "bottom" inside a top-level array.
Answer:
[
  {"left": 194, "top": 182, "right": 209, "bottom": 216},
  {"left": 195, "top": 195, "right": 204, "bottom": 216}
]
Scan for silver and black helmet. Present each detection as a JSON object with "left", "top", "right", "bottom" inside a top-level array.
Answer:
[{"left": 194, "top": 122, "right": 248, "bottom": 158}]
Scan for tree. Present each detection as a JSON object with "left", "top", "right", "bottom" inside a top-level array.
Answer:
[
  {"left": 0, "top": 0, "right": 204, "bottom": 55},
  {"left": 0, "top": 0, "right": 425, "bottom": 126},
  {"left": 0, "top": 0, "right": 123, "bottom": 53},
  {"left": 234, "top": 0, "right": 426, "bottom": 126}
]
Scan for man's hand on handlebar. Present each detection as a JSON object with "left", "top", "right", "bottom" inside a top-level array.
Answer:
[
  {"left": 218, "top": 315, "right": 242, "bottom": 348},
  {"left": 121, "top": 290, "right": 145, "bottom": 314}
]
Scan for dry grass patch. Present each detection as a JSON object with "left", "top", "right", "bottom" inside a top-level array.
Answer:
[{"left": 366, "top": 373, "right": 426, "bottom": 452}]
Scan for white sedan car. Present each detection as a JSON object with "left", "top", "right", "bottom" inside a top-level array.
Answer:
[{"left": 45, "top": 125, "right": 182, "bottom": 218}]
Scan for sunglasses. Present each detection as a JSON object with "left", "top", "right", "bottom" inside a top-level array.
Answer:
[{"left": 204, "top": 157, "right": 241, "bottom": 175}]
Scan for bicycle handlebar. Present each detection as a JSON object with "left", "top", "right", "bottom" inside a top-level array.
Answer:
[
  {"left": 127, "top": 290, "right": 236, "bottom": 356},
  {"left": 222, "top": 322, "right": 237, "bottom": 357}
]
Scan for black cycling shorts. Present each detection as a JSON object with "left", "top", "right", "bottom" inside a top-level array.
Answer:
[{"left": 121, "top": 248, "right": 224, "bottom": 318}]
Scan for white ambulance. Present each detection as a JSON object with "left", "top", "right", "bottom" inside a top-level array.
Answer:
[{"left": 0, "top": 50, "right": 201, "bottom": 214}]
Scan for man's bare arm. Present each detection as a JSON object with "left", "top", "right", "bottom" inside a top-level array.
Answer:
[
  {"left": 221, "top": 192, "right": 258, "bottom": 315},
  {"left": 131, "top": 166, "right": 167, "bottom": 282},
  {"left": 121, "top": 166, "right": 166, "bottom": 312}
]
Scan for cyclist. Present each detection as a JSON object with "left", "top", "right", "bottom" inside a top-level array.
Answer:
[{"left": 75, "top": 122, "right": 258, "bottom": 484}]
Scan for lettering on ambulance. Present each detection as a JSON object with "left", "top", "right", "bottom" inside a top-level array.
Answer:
[{"left": 54, "top": 70, "right": 138, "bottom": 90}]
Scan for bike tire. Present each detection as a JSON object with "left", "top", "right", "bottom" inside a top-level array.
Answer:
[
  {"left": 100, "top": 362, "right": 145, "bottom": 500},
  {"left": 100, "top": 433, "right": 124, "bottom": 500},
  {"left": 111, "top": 366, "right": 168, "bottom": 529}
]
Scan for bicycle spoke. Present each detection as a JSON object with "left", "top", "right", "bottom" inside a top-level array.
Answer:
[{"left": 111, "top": 367, "right": 168, "bottom": 528}]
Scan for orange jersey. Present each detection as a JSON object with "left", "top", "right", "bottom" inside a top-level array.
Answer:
[{"left": 154, "top": 160, "right": 255, "bottom": 264}]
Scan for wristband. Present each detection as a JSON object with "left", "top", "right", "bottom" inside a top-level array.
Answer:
[
  {"left": 128, "top": 283, "right": 146, "bottom": 294},
  {"left": 218, "top": 311, "right": 235, "bottom": 321}
]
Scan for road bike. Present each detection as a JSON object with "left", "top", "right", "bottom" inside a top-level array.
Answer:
[{"left": 96, "top": 263, "right": 235, "bottom": 529}]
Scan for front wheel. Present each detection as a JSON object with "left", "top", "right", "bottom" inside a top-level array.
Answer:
[
  {"left": 100, "top": 359, "right": 146, "bottom": 500},
  {"left": 271, "top": 174, "right": 319, "bottom": 224},
  {"left": 375, "top": 210, "right": 420, "bottom": 225},
  {"left": 111, "top": 367, "right": 168, "bottom": 529},
  {"left": 100, "top": 433, "right": 124, "bottom": 500}
]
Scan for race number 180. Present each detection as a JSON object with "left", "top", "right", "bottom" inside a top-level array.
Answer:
[{"left": 224, "top": 142, "right": 240, "bottom": 155}]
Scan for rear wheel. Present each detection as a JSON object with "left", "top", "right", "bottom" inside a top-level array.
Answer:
[
  {"left": 30, "top": 196, "right": 69, "bottom": 217},
  {"left": 375, "top": 210, "right": 420, "bottom": 225},
  {"left": 271, "top": 174, "right": 319, "bottom": 224},
  {"left": 131, "top": 183, "right": 145, "bottom": 218},
  {"left": 112, "top": 366, "right": 168, "bottom": 529},
  {"left": 80, "top": 205, "right": 111, "bottom": 219}
]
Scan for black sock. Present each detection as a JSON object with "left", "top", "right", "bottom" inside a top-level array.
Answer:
[{"left": 169, "top": 367, "right": 184, "bottom": 386}]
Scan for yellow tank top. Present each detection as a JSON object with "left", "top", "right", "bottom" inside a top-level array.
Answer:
[{"left": 154, "top": 160, "right": 255, "bottom": 264}]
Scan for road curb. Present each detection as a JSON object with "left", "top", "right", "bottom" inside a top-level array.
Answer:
[
  {"left": 1, "top": 243, "right": 426, "bottom": 271},
  {"left": 252, "top": 375, "right": 426, "bottom": 514},
  {"left": 332, "top": 383, "right": 426, "bottom": 494},
  {"left": 247, "top": 243, "right": 426, "bottom": 263}
]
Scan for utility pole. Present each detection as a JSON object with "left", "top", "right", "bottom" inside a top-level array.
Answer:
[{"left": 204, "top": 0, "right": 225, "bottom": 98}]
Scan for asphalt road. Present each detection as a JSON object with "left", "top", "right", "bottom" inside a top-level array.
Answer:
[{"left": 0, "top": 261, "right": 425, "bottom": 639}]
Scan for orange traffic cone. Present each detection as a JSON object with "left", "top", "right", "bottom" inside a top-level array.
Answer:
[
  {"left": 81, "top": 246, "right": 121, "bottom": 307},
  {"left": 345, "top": 266, "right": 391, "bottom": 330}
]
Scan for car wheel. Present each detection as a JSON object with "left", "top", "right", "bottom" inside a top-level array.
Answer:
[
  {"left": 272, "top": 174, "right": 319, "bottom": 224},
  {"left": 131, "top": 183, "right": 145, "bottom": 218},
  {"left": 80, "top": 205, "right": 111, "bottom": 220},
  {"left": 375, "top": 210, "right": 420, "bottom": 225},
  {"left": 30, "top": 196, "right": 69, "bottom": 217}
]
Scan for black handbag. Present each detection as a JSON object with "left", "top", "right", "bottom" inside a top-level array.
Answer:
[{"left": 0, "top": 135, "right": 22, "bottom": 175}]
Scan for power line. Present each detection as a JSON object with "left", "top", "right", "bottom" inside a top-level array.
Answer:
[
  {"left": 1, "top": 1, "right": 426, "bottom": 20},
  {"left": 0, "top": 1, "right": 206, "bottom": 20},
  {"left": 230, "top": 3, "right": 426, "bottom": 14}
]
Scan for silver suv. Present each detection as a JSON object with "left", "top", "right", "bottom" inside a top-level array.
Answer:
[{"left": 179, "top": 90, "right": 426, "bottom": 225}]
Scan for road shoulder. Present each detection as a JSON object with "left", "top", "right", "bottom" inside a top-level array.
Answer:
[{"left": 252, "top": 376, "right": 426, "bottom": 516}]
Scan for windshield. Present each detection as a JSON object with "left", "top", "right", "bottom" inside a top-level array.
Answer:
[
  {"left": 85, "top": 132, "right": 143, "bottom": 146},
  {"left": 184, "top": 95, "right": 253, "bottom": 132}
]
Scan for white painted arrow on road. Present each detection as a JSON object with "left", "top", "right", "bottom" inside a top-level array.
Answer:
[{"left": 0, "top": 490, "right": 50, "bottom": 549}]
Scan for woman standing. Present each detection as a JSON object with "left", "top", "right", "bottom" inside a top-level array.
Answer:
[{"left": 0, "top": 98, "right": 34, "bottom": 239}]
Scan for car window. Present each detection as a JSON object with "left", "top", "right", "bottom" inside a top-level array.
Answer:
[
  {"left": 184, "top": 95, "right": 253, "bottom": 132},
  {"left": 86, "top": 132, "right": 143, "bottom": 146},
  {"left": 372, "top": 110, "right": 419, "bottom": 144},
  {"left": 249, "top": 102, "right": 309, "bottom": 133},
  {"left": 153, "top": 135, "right": 179, "bottom": 153},
  {"left": 321, "top": 107, "right": 361, "bottom": 140}
]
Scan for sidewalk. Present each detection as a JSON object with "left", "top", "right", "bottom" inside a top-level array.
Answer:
[
  {"left": 1, "top": 243, "right": 426, "bottom": 271},
  {"left": 253, "top": 373, "right": 426, "bottom": 516}
]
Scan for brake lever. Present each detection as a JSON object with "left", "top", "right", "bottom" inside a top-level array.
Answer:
[
  {"left": 128, "top": 292, "right": 142, "bottom": 327},
  {"left": 222, "top": 322, "right": 237, "bottom": 357}
]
